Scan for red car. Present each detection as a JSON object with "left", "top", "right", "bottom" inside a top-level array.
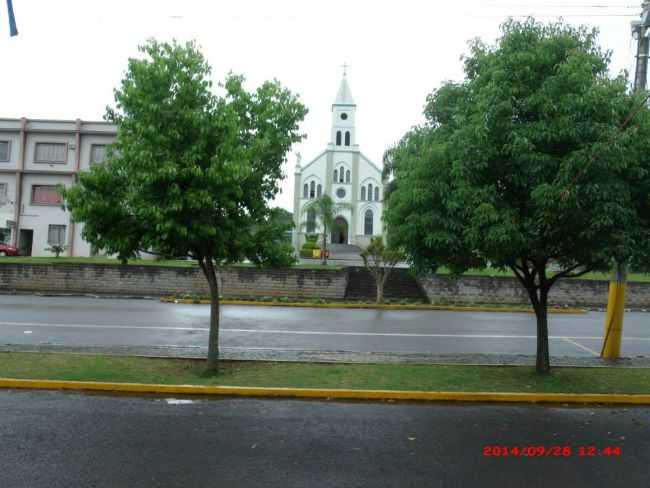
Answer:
[{"left": 0, "top": 243, "right": 20, "bottom": 256}]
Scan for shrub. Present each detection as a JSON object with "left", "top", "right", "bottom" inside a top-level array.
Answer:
[
  {"left": 45, "top": 244, "right": 68, "bottom": 258},
  {"left": 300, "top": 239, "right": 320, "bottom": 258}
]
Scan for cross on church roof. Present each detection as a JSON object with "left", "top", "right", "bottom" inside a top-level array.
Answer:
[{"left": 341, "top": 62, "right": 350, "bottom": 76}]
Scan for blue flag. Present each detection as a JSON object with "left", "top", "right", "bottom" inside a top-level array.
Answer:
[{"left": 6, "top": 0, "right": 18, "bottom": 37}]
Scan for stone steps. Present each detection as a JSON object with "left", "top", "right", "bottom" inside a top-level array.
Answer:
[{"left": 344, "top": 266, "right": 429, "bottom": 302}]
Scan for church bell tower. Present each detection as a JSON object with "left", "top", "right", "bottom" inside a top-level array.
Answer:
[{"left": 330, "top": 65, "right": 357, "bottom": 150}]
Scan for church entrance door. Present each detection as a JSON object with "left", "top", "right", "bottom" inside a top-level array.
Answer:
[{"left": 331, "top": 217, "right": 348, "bottom": 244}]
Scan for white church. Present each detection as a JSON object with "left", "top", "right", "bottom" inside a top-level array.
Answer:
[{"left": 292, "top": 72, "right": 384, "bottom": 254}]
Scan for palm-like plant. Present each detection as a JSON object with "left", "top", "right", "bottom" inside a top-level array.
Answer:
[
  {"left": 360, "top": 236, "right": 404, "bottom": 303},
  {"left": 301, "top": 194, "right": 351, "bottom": 265}
]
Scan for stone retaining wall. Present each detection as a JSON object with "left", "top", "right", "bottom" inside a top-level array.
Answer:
[
  {"left": 420, "top": 274, "right": 650, "bottom": 308},
  {"left": 1, "top": 262, "right": 649, "bottom": 308},
  {"left": 0, "top": 264, "right": 348, "bottom": 300}
]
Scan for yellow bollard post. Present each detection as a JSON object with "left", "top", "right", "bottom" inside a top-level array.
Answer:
[{"left": 601, "top": 264, "right": 626, "bottom": 359}]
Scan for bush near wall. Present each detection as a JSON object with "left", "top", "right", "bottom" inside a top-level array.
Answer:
[{"left": 300, "top": 240, "right": 320, "bottom": 259}]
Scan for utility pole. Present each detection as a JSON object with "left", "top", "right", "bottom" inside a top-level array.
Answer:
[
  {"left": 632, "top": 2, "right": 650, "bottom": 93},
  {"left": 601, "top": 2, "right": 650, "bottom": 359}
]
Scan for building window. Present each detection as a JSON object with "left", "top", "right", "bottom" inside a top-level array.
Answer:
[
  {"left": 0, "top": 227, "right": 10, "bottom": 244},
  {"left": 345, "top": 131, "right": 350, "bottom": 146},
  {"left": 47, "top": 224, "right": 66, "bottom": 246},
  {"left": 340, "top": 113, "right": 348, "bottom": 120},
  {"left": 0, "top": 183, "right": 7, "bottom": 204},
  {"left": 303, "top": 183, "right": 308, "bottom": 198},
  {"left": 364, "top": 210, "right": 373, "bottom": 235},
  {"left": 31, "top": 185, "right": 62, "bottom": 205},
  {"left": 336, "top": 187, "right": 346, "bottom": 198},
  {"left": 361, "top": 186, "right": 366, "bottom": 201},
  {"left": 35, "top": 143, "right": 67, "bottom": 164},
  {"left": 374, "top": 187, "right": 379, "bottom": 201},
  {"left": 345, "top": 170, "right": 350, "bottom": 184},
  {"left": 333, "top": 169, "right": 338, "bottom": 182},
  {"left": 368, "top": 183, "right": 373, "bottom": 201},
  {"left": 309, "top": 181, "right": 316, "bottom": 198},
  {"left": 336, "top": 131, "right": 342, "bottom": 146},
  {"left": 0, "top": 141, "right": 9, "bottom": 161},
  {"left": 90, "top": 144, "right": 107, "bottom": 165},
  {"left": 317, "top": 184, "right": 322, "bottom": 197},
  {"left": 339, "top": 166, "right": 345, "bottom": 183},
  {"left": 306, "top": 209, "right": 316, "bottom": 234}
]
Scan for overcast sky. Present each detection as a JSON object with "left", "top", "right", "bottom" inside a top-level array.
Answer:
[{"left": 0, "top": 0, "right": 641, "bottom": 210}]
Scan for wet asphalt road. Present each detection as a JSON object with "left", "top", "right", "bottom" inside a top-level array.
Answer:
[
  {"left": 0, "top": 294, "right": 649, "bottom": 358},
  {"left": 0, "top": 390, "right": 648, "bottom": 488}
]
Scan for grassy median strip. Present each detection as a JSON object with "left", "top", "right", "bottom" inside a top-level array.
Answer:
[{"left": 0, "top": 352, "right": 648, "bottom": 394}]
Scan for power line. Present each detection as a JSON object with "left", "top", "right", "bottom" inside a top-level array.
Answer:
[
  {"left": 484, "top": 3, "right": 637, "bottom": 8},
  {"left": 470, "top": 13, "right": 637, "bottom": 17}
]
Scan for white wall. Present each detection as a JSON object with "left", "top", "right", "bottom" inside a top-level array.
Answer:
[
  {"left": 24, "top": 133, "right": 76, "bottom": 172},
  {"left": 78, "top": 134, "right": 116, "bottom": 171},
  {"left": 20, "top": 174, "right": 73, "bottom": 257},
  {"left": 0, "top": 174, "right": 17, "bottom": 243},
  {"left": 0, "top": 132, "right": 21, "bottom": 170}
]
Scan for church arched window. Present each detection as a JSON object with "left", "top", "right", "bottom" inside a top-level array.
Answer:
[
  {"left": 368, "top": 183, "right": 373, "bottom": 201},
  {"left": 339, "top": 166, "right": 345, "bottom": 183},
  {"left": 345, "top": 170, "right": 350, "bottom": 183},
  {"left": 317, "top": 184, "right": 322, "bottom": 197},
  {"left": 345, "top": 131, "right": 350, "bottom": 146},
  {"left": 364, "top": 209, "right": 373, "bottom": 235},
  {"left": 333, "top": 169, "right": 338, "bottom": 182},
  {"left": 310, "top": 181, "right": 315, "bottom": 199},
  {"left": 307, "top": 209, "right": 316, "bottom": 234},
  {"left": 374, "top": 187, "right": 379, "bottom": 201},
  {"left": 336, "top": 131, "right": 342, "bottom": 146},
  {"left": 361, "top": 186, "right": 366, "bottom": 201},
  {"left": 303, "top": 183, "right": 308, "bottom": 199}
]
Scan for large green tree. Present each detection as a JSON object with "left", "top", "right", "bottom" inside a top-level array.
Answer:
[
  {"left": 63, "top": 40, "right": 307, "bottom": 370},
  {"left": 384, "top": 19, "right": 650, "bottom": 374}
]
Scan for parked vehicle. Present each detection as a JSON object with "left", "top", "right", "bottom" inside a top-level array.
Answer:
[{"left": 0, "top": 243, "right": 20, "bottom": 256}]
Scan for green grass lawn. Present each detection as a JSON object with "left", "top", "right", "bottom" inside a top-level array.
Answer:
[
  {"left": 0, "top": 256, "right": 342, "bottom": 270},
  {"left": 0, "top": 256, "right": 197, "bottom": 267},
  {"left": 436, "top": 267, "right": 650, "bottom": 283},
  {"left": 0, "top": 353, "right": 648, "bottom": 394},
  {"left": 1, "top": 256, "right": 646, "bottom": 281}
]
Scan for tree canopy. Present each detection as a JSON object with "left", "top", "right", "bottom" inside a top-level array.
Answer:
[
  {"left": 384, "top": 19, "right": 650, "bottom": 373},
  {"left": 63, "top": 40, "right": 307, "bottom": 369}
]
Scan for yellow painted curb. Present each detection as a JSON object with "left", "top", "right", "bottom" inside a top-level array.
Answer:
[
  {"left": 0, "top": 378, "right": 647, "bottom": 404},
  {"left": 160, "top": 298, "right": 585, "bottom": 314}
]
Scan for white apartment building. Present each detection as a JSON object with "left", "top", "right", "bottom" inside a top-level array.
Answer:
[{"left": 0, "top": 118, "right": 117, "bottom": 257}]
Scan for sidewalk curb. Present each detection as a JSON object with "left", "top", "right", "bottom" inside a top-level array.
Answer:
[
  {"left": 1, "top": 378, "right": 648, "bottom": 404},
  {"left": 161, "top": 298, "right": 586, "bottom": 314}
]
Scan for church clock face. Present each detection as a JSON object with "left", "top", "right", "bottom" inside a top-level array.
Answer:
[
  {"left": 336, "top": 188, "right": 346, "bottom": 198},
  {"left": 340, "top": 113, "right": 348, "bottom": 120}
]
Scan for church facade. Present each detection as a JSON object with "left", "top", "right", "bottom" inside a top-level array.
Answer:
[{"left": 292, "top": 74, "right": 384, "bottom": 253}]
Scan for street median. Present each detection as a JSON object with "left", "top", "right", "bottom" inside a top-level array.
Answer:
[{"left": 0, "top": 352, "right": 648, "bottom": 404}]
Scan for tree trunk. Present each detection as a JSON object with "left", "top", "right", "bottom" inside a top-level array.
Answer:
[
  {"left": 511, "top": 263, "right": 551, "bottom": 375},
  {"left": 200, "top": 257, "right": 221, "bottom": 371},
  {"left": 530, "top": 286, "right": 551, "bottom": 374},
  {"left": 321, "top": 230, "right": 328, "bottom": 265},
  {"left": 376, "top": 271, "right": 384, "bottom": 304}
]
